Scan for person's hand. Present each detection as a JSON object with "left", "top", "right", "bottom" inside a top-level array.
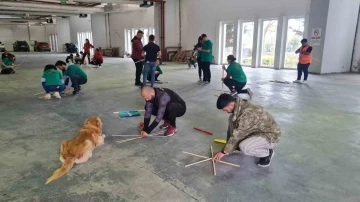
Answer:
[
  {"left": 213, "top": 151, "right": 227, "bottom": 162},
  {"left": 64, "top": 88, "right": 71, "bottom": 95},
  {"left": 140, "top": 131, "right": 148, "bottom": 138}
]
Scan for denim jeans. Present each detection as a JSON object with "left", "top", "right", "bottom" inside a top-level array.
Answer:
[
  {"left": 143, "top": 61, "right": 156, "bottom": 87},
  {"left": 42, "top": 83, "right": 66, "bottom": 93}
]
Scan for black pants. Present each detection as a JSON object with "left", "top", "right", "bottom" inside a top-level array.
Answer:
[
  {"left": 150, "top": 102, "right": 186, "bottom": 127},
  {"left": 65, "top": 75, "right": 87, "bottom": 92},
  {"left": 1, "top": 68, "right": 15, "bottom": 74},
  {"left": 197, "top": 57, "right": 203, "bottom": 80},
  {"left": 66, "top": 56, "right": 74, "bottom": 63},
  {"left": 133, "top": 59, "right": 143, "bottom": 84},
  {"left": 202, "top": 61, "right": 211, "bottom": 82},
  {"left": 297, "top": 63, "right": 310, "bottom": 81},
  {"left": 147, "top": 73, "right": 159, "bottom": 81},
  {"left": 90, "top": 59, "right": 103, "bottom": 66},
  {"left": 223, "top": 78, "right": 247, "bottom": 94},
  {"left": 81, "top": 53, "right": 91, "bottom": 65}
]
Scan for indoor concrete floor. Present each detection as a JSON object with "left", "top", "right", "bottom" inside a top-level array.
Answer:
[{"left": 1, "top": 53, "right": 360, "bottom": 202}]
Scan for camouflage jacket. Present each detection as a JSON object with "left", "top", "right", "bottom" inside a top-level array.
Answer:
[{"left": 223, "top": 99, "right": 281, "bottom": 153}]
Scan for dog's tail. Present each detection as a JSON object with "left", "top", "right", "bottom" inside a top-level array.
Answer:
[{"left": 45, "top": 157, "right": 75, "bottom": 184}]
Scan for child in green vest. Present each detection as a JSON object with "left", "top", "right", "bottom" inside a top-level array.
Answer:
[
  {"left": 147, "top": 58, "right": 163, "bottom": 82},
  {"left": 41, "top": 64, "right": 66, "bottom": 99}
]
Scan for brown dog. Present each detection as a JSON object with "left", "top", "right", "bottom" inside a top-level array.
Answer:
[{"left": 46, "top": 116, "right": 105, "bottom": 184}]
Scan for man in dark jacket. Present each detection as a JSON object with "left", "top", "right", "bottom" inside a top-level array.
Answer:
[
  {"left": 140, "top": 86, "right": 186, "bottom": 137},
  {"left": 131, "top": 30, "right": 144, "bottom": 86}
]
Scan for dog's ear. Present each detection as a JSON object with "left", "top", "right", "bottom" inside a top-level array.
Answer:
[{"left": 96, "top": 117, "right": 102, "bottom": 128}]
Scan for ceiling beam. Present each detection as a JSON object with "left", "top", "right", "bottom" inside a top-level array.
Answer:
[
  {"left": 0, "top": 1, "right": 103, "bottom": 12},
  {"left": 0, "top": 10, "right": 74, "bottom": 16},
  {"left": 73, "top": 0, "right": 142, "bottom": 4},
  {"left": 0, "top": 6, "right": 97, "bottom": 14}
]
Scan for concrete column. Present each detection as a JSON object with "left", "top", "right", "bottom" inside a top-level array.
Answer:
[
  {"left": 252, "top": 18, "right": 261, "bottom": 68},
  {"left": 153, "top": 3, "right": 161, "bottom": 48},
  {"left": 275, "top": 16, "right": 287, "bottom": 69},
  {"left": 235, "top": 20, "right": 241, "bottom": 61},
  {"left": 308, "top": 0, "right": 359, "bottom": 73}
]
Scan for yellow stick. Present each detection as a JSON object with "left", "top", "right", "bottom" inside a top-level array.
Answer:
[{"left": 211, "top": 146, "right": 216, "bottom": 176}]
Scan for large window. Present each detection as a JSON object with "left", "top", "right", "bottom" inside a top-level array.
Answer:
[
  {"left": 241, "top": 22, "right": 254, "bottom": 66},
  {"left": 124, "top": 27, "right": 155, "bottom": 54},
  {"left": 77, "top": 32, "right": 93, "bottom": 55},
  {"left": 261, "top": 20, "right": 278, "bottom": 67},
  {"left": 222, "top": 22, "right": 235, "bottom": 63},
  {"left": 285, "top": 18, "right": 305, "bottom": 68}
]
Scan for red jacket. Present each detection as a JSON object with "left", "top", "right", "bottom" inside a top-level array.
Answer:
[
  {"left": 93, "top": 52, "right": 103, "bottom": 63},
  {"left": 83, "top": 43, "right": 94, "bottom": 54}
]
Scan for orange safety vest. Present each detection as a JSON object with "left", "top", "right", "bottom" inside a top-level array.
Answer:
[{"left": 299, "top": 44, "right": 312, "bottom": 64}]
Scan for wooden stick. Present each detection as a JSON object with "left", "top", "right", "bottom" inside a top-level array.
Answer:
[
  {"left": 116, "top": 136, "right": 142, "bottom": 144},
  {"left": 182, "top": 151, "right": 240, "bottom": 168},
  {"left": 112, "top": 135, "right": 139, "bottom": 137},
  {"left": 211, "top": 146, "right": 216, "bottom": 176},
  {"left": 184, "top": 158, "right": 211, "bottom": 167},
  {"left": 34, "top": 92, "right": 45, "bottom": 96}
]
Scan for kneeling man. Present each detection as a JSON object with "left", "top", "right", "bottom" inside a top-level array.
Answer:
[
  {"left": 140, "top": 86, "right": 186, "bottom": 137},
  {"left": 55, "top": 60, "right": 87, "bottom": 95},
  {"left": 213, "top": 94, "right": 281, "bottom": 167}
]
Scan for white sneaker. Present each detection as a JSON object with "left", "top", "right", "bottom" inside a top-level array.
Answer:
[
  {"left": 302, "top": 80, "right": 307, "bottom": 84},
  {"left": 44, "top": 93, "right": 51, "bottom": 100},
  {"left": 293, "top": 80, "right": 301, "bottom": 83},
  {"left": 205, "top": 81, "right": 210, "bottom": 84},
  {"left": 53, "top": 92, "right": 61, "bottom": 99},
  {"left": 197, "top": 79, "right": 203, "bottom": 84}
]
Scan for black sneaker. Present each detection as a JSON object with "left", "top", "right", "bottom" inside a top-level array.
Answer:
[
  {"left": 72, "top": 91, "right": 80, "bottom": 95},
  {"left": 257, "top": 149, "right": 274, "bottom": 167},
  {"left": 135, "top": 82, "right": 143, "bottom": 86}
]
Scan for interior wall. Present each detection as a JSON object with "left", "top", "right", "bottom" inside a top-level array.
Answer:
[
  {"left": 0, "top": 25, "right": 54, "bottom": 52},
  {"left": 69, "top": 15, "right": 92, "bottom": 47},
  {"left": 0, "top": 26, "right": 14, "bottom": 51},
  {"left": 109, "top": 8, "right": 154, "bottom": 51},
  {"left": 322, "top": 0, "right": 359, "bottom": 74},
  {"left": 179, "top": 0, "right": 310, "bottom": 63},
  {"left": 56, "top": 17, "right": 71, "bottom": 51},
  {"left": 91, "top": 14, "right": 108, "bottom": 49}
]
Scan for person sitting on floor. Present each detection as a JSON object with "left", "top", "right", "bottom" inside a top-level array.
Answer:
[
  {"left": 222, "top": 55, "right": 253, "bottom": 98},
  {"left": 74, "top": 53, "right": 82, "bottom": 64},
  {"left": 65, "top": 53, "right": 74, "bottom": 64},
  {"left": 1, "top": 55, "right": 16, "bottom": 74},
  {"left": 90, "top": 48, "right": 103, "bottom": 67},
  {"left": 213, "top": 94, "right": 281, "bottom": 167},
  {"left": 1, "top": 50, "right": 15, "bottom": 62},
  {"left": 147, "top": 58, "right": 162, "bottom": 82},
  {"left": 41, "top": 64, "right": 66, "bottom": 100},
  {"left": 140, "top": 86, "right": 186, "bottom": 137},
  {"left": 55, "top": 60, "right": 87, "bottom": 95}
]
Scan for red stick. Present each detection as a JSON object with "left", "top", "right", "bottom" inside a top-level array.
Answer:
[{"left": 193, "top": 127, "right": 213, "bottom": 135}]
